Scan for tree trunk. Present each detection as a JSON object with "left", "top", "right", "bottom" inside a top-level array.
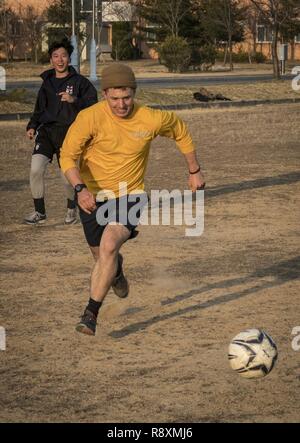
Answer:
[
  {"left": 253, "top": 32, "right": 257, "bottom": 54},
  {"left": 6, "top": 40, "right": 9, "bottom": 63},
  {"left": 253, "top": 14, "right": 257, "bottom": 54},
  {"left": 229, "top": 34, "right": 233, "bottom": 71},
  {"left": 5, "top": 20, "right": 10, "bottom": 63},
  {"left": 290, "top": 40, "right": 295, "bottom": 62},
  {"left": 272, "top": 27, "right": 280, "bottom": 79},
  {"left": 223, "top": 42, "right": 228, "bottom": 65}
]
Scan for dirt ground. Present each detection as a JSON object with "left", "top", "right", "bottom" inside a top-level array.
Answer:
[{"left": 0, "top": 104, "right": 299, "bottom": 423}]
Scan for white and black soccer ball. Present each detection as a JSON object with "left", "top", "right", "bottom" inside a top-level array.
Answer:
[{"left": 228, "top": 329, "right": 278, "bottom": 379}]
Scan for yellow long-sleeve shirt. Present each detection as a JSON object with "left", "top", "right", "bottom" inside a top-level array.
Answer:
[{"left": 60, "top": 100, "right": 195, "bottom": 197}]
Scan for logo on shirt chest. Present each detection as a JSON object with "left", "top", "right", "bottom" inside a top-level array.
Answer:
[{"left": 131, "top": 130, "right": 152, "bottom": 139}]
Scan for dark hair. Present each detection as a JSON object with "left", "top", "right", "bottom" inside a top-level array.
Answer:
[{"left": 48, "top": 38, "right": 74, "bottom": 57}]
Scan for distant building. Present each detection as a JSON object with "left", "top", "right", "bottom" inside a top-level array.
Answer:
[
  {"left": 0, "top": 0, "right": 49, "bottom": 61},
  {"left": 235, "top": 0, "right": 300, "bottom": 61},
  {"left": 6, "top": 0, "right": 48, "bottom": 13}
]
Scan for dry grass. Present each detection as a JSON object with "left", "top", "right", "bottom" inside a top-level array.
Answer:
[
  {"left": 0, "top": 100, "right": 32, "bottom": 113},
  {"left": 137, "top": 80, "right": 300, "bottom": 105},
  {"left": 1, "top": 59, "right": 277, "bottom": 80},
  {"left": 1, "top": 59, "right": 298, "bottom": 114},
  {"left": 1, "top": 59, "right": 169, "bottom": 79},
  {"left": 0, "top": 79, "right": 299, "bottom": 114}
]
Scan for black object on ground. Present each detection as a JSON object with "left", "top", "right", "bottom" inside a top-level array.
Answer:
[{"left": 193, "top": 87, "right": 231, "bottom": 102}]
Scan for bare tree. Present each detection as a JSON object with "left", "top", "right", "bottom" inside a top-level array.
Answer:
[
  {"left": 157, "top": 0, "right": 189, "bottom": 38},
  {"left": 102, "top": 0, "right": 134, "bottom": 22},
  {"left": 245, "top": 1, "right": 260, "bottom": 55},
  {"left": 249, "top": 0, "right": 300, "bottom": 79},
  {"left": 200, "top": 0, "right": 246, "bottom": 71},
  {"left": 217, "top": 0, "right": 244, "bottom": 71},
  {"left": 18, "top": 4, "right": 45, "bottom": 63},
  {"left": 0, "top": 0, "right": 45, "bottom": 63},
  {"left": 0, "top": 0, "right": 7, "bottom": 60},
  {"left": 132, "top": 0, "right": 189, "bottom": 39},
  {"left": 0, "top": 2, "right": 20, "bottom": 62},
  {"left": 100, "top": 1, "right": 137, "bottom": 60}
]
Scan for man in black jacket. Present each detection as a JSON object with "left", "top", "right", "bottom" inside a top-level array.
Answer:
[{"left": 25, "top": 39, "right": 98, "bottom": 225}]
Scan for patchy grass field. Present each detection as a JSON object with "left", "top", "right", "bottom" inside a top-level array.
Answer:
[
  {"left": 0, "top": 79, "right": 299, "bottom": 114},
  {"left": 1, "top": 59, "right": 298, "bottom": 113},
  {"left": 1, "top": 59, "right": 276, "bottom": 80},
  {"left": 137, "top": 80, "right": 300, "bottom": 105},
  {"left": 0, "top": 104, "right": 299, "bottom": 423}
]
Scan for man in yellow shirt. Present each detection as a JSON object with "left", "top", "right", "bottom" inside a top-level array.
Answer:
[{"left": 60, "top": 64, "right": 205, "bottom": 336}]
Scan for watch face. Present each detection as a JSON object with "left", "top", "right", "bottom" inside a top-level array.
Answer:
[{"left": 75, "top": 184, "right": 85, "bottom": 193}]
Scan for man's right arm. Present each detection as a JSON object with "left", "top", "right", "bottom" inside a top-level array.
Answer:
[
  {"left": 65, "top": 167, "right": 96, "bottom": 214},
  {"left": 60, "top": 111, "right": 94, "bottom": 172},
  {"left": 60, "top": 111, "right": 97, "bottom": 214}
]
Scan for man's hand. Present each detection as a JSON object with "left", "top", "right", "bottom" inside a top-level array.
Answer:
[
  {"left": 77, "top": 188, "right": 97, "bottom": 214},
  {"left": 188, "top": 170, "right": 206, "bottom": 192},
  {"left": 184, "top": 152, "right": 205, "bottom": 192},
  {"left": 58, "top": 92, "right": 77, "bottom": 103},
  {"left": 27, "top": 128, "right": 35, "bottom": 140}
]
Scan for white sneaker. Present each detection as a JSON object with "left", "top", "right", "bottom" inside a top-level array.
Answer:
[
  {"left": 64, "top": 208, "right": 77, "bottom": 225},
  {"left": 24, "top": 211, "right": 46, "bottom": 225}
]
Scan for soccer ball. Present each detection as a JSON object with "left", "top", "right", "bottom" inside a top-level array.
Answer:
[{"left": 228, "top": 329, "right": 278, "bottom": 379}]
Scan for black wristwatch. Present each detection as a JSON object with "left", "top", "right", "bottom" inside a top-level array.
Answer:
[{"left": 74, "top": 183, "right": 87, "bottom": 194}]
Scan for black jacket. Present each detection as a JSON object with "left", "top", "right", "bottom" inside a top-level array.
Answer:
[{"left": 27, "top": 66, "right": 98, "bottom": 131}]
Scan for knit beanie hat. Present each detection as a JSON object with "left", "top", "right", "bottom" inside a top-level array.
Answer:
[{"left": 101, "top": 63, "right": 137, "bottom": 90}]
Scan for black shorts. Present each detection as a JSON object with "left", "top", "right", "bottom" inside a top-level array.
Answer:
[
  {"left": 32, "top": 123, "right": 69, "bottom": 165},
  {"left": 79, "top": 194, "right": 148, "bottom": 247}
]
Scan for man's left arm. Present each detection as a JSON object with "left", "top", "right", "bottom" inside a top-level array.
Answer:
[
  {"left": 157, "top": 110, "right": 205, "bottom": 191},
  {"left": 184, "top": 151, "right": 205, "bottom": 192}
]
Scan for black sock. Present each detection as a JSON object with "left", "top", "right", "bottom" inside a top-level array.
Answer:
[
  {"left": 86, "top": 298, "right": 102, "bottom": 317},
  {"left": 34, "top": 198, "right": 45, "bottom": 215},
  {"left": 67, "top": 199, "right": 76, "bottom": 209}
]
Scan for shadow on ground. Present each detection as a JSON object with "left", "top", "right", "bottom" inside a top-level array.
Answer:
[{"left": 109, "top": 256, "right": 300, "bottom": 338}]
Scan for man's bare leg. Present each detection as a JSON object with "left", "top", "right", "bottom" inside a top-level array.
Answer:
[
  {"left": 90, "top": 224, "right": 130, "bottom": 301},
  {"left": 76, "top": 224, "right": 130, "bottom": 335}
]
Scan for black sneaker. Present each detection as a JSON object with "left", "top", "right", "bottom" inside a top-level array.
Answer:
[
  {"left": 75, "top": 309, "right": 97, "bottom": 336},
  {"left": 112, "top": 254, "right": 129, "bottom": 298}
]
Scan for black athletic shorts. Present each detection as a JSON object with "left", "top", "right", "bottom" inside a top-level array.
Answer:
[
  {"left": 79, "top": 194, "right": 148, "bottom": 247},
  {"left": 32, "top": 123, "right": 69, "bottom": 165}
]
